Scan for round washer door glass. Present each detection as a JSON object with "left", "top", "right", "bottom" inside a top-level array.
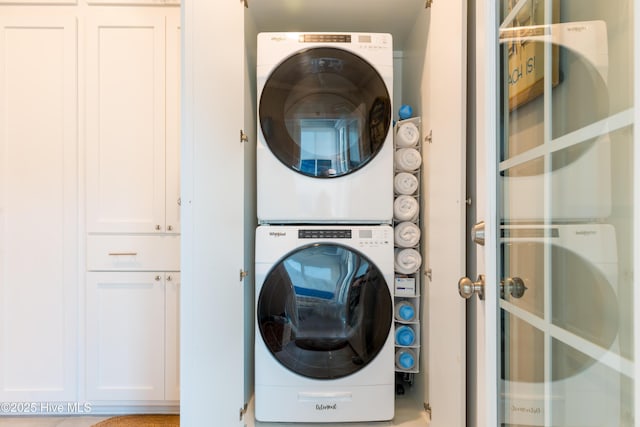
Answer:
[
  {"left": 257, "top": 243, "right": 392, "bottom": 379},
  {"left": 259, "top": 47, "right": 391, "bottom": 178}
]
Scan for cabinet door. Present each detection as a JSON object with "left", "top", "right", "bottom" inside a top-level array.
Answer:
[
  {"left": 181, "top": 0, "right": 246, "bottom": 425},
  {"left": 423, "top": 1, "right": 467, "bottom": 425},
  {"left": 86, "top": 13, "right": 167, "bottom": 233},
  {"left": 165, "top": 272, "right": 180, "bottom": 401},
  {"left": 165, "top": 11, "right": 181, "bottom": 234},
  {"left": 0, "top": 16, "right": 78, "bottom": 402},
  {"left": 86, "top": 272, "right": 165, "bottom": 401}
]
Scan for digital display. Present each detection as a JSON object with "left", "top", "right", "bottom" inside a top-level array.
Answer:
[
  {"left": 359, "top": 229, "right": 373, "bottom": 239},
  {"left": 299, "top": 229, "right": 352, "bottom": 239},
  {"left": 300, "top": 34, "right": 351, "bottom": 43}
]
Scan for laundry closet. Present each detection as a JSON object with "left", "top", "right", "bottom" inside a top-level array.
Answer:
[{"left": 181, "top": 1, "right": 467, "bottom": 426}]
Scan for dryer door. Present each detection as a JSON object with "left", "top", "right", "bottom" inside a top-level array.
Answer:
[
  {"left": 257, "top": 243, "right": 392, "bottom": 379},
  {"left": 259, "top": 47, "right": 391, "bottom": 178}
]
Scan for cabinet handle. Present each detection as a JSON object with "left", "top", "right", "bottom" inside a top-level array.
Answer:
[
  {"left": 167, "top": 275, "right": 172, "bottom": 281},
  {"left": 167, "top": 225, "right": 173, "bottom": 231},
  {"left": 155, "top": 275, "right": 161, "bottom": 281},
  {"left": 108, "top": 252, "right": 137, "bottom": 256},
  {"left": 155, "top": 225, "right": 162, "bottom": 231}
]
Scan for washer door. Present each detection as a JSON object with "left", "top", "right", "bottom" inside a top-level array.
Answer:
[
  {"left": 259, "top": 47, "right": 391, "bottom": 178},
  {"left": 257, "top": 243, "right": 392, "bottom": 379}
]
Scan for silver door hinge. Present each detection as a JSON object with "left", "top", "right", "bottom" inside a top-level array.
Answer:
[
  {"left": 240, "top": 129, "right": 248, "bottom": 143},
  {"left": 239, "top": 402, "right": 248, "bottom": 420},
  {"left": 424, "top": 402, "right": 432, "bottom": 419},
  {"left": 425, "top": 129, "right": 433, "bottom": 144},
  {"left": 425, "top": 268, "right": 432, "bottom": 281},
  {"left": 240, "top": 269, "right": 249, "bottom": 281},
  {"left": 425, "top": 0, "right": 433, "bottom": 8}
]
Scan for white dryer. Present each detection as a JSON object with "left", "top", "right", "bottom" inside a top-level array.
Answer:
[
  {"left": 257, "top": 32, "right": 394, "bottom": 224},
  {"left": 254, "top": 225, "right": 395, "bottom": 422}
]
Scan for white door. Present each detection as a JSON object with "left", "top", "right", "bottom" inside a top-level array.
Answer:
[
  {"left": 471, "top": 0, "right": 638, "bottom": 426},
  {"left": 181, "top": 0, "right": 247, "bottom": 425},
  {"left": 0, "top": 15, "right": 79, "bottom": 402},
  {"left": 86, "top": 272, "right": 166, "bottom": 401},
  {"left": 85, "top": 13, "right": 168, "bottom": 234}
]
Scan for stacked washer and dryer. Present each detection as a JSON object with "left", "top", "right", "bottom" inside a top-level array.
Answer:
[{"left": 254, "top": 32, "right": 396, "bottom": 423}]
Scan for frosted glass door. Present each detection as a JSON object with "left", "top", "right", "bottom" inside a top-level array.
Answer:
[{"left": 497, "top": 0, "right": 635, "bottom": 425}]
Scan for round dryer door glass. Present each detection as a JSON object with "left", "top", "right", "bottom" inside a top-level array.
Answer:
[
  {"left": 257, "top": 243, "right": 392, "bottom": 379},
  {"left": 259, "top": 47, "right": 391, "bottom": 178}
]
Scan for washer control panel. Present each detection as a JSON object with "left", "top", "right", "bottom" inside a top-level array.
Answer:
[{"left": 297, "top": 227, "right": 391, "bottom": 247}]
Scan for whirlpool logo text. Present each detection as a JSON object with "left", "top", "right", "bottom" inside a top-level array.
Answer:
[{"left": 316, "top": 404, "right": 337, "bottom": 411}]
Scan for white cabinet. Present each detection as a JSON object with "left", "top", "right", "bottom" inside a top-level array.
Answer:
[
  {"left": 0, "top": 3, "right": 180, "bottom": 411},
  {"left": 182, "top": 1, "right": 467, "bottom": 426},
  {"left": 86, "top": 272, "right": 180, "bottom": 401},
  {"left": 86, "top": 11, "right": 180, "bottom": 234},
  {"left": 0, "top": 15, "right": 79, "bottom": 402},
  {"left": 84, "top": 6, "right": 181, "bottom": 407}
]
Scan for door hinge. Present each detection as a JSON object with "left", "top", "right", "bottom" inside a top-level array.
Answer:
[
  {"left": 239, "top": 402, "right": 248, "bottom": 420},
  {"left": 240, "top": 129, "right": 248, "bottom": 143},
  {"left": 425, "top": 129, "right": 433, "bottom": 144},
  {"left": 425, "top": 268, "right": 433, "bottom": 281},
  {"left": 240, "top": 269, "right": 249, "bottom": 281},
  {"left": 424, "top": 402, "right": 432, "bottom": 419},
  {"left": 425, "top": 0, "right": 433, "bottom": 9}
]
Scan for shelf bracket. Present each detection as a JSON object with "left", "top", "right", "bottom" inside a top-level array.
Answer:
[
  {"left": 240, "top": 269, "right": 249, "bottom": 281},
  {"left": 240, "top": 129, "right": 248, "bottom": 143},
  {"left": 239, "top": 402, "right": 248, "bottom": 420},
  {"left": 241, "top": 0, "right": 248, "bottom": 8},
  {"left": 425, "top": 0, "right": 433, "bottom": 9}
]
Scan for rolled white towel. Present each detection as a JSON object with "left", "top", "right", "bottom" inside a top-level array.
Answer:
[
  {"left": 394, "top": 248, "right": 422, "bottom": 274},
  {"left": 394, "top": 195, "right": 419, "bottom": 222},
  {"left": 394, "top": 221, "right": 421, "bottom": 248},
  {"left": 394, "top": 172, "right": 419, "bottom": 195},
  {"left": 395, "top": 122, "right": 420, "bottom": 148},
  {"left": 395, "top": 148, "right": 422, "bottom": 172}
]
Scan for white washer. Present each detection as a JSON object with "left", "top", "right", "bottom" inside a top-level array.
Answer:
[
  {"left": 255, "top": 225, "right": 395, "bottom": 422},
  {"left": 500, "top": 223, "right": 620, "bottom": 426},
  {"left": 257, "top": 32, "right": 394, "bottom": 224}
]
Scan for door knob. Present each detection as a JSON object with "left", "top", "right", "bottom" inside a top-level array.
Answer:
[
  {"left": 458, "top": 275, "right": 527, "bottom": 300},
  {"left": 501, "top": 276, "right": 527, "bottom": 299},
  {"left": 458, "top": 274, "right": 485, "bottom": 300}
]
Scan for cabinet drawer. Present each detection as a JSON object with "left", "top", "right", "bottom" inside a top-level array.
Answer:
[{"left": 87, "top": 235, "right": 180, "bottom": 271}]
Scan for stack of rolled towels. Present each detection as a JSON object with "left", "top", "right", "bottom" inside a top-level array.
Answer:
[
  {"left": 394, "top": 247, "right": 422, "bottom": 274},
  {"left": 395, "top": 148, "right": 422, "bottom": 172},
  {"left": 393, "top": 195, "right": 419, "bottom": 222},
  {"left": 396, "top": 121, "right": 420, "bottom": 148},
  {"left": 395, "top": 121, "right": 421, "bottom": 172},
  {"left": 394, "top": 172, "right": 418, "bottom": 195},
  {"left": 394, "top": 221, "right": 420, "bottom": 248}
]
